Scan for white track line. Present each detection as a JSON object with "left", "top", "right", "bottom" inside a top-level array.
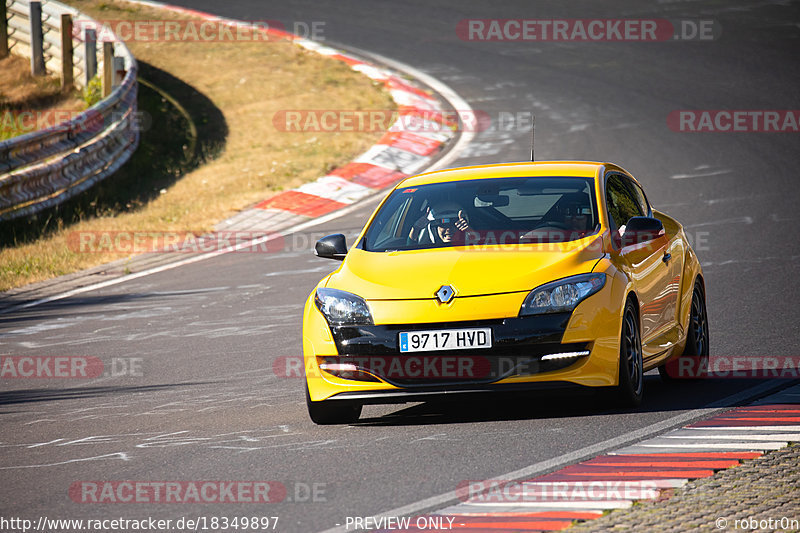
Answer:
[
  {"left": 632, "top": 443, "right": 787, "bottom": 450},
  {"left": 682, "top": 425, "right": 800, "bottom": 432},
  {"left": 512, "top": 479, "right": 688, "bottom": 489},
  {"left": 662, "top": 433, "right": 800, "bottom": 441}
]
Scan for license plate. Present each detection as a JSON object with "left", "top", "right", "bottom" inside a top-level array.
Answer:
[{"left": 399, "top": 328, "right": 492, "bottom": 353}]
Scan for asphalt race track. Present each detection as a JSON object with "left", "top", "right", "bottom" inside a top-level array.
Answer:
[{"left": 1, "top": 1, "right": 799, "bottom": 531}]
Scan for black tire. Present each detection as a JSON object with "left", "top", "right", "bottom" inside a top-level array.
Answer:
[
  {"left": 658, "top": 280, "right": 709, "bottom": 381},
  {"left": 305, "top": 383, "right": 362, "bottom": 425},
  {"left": 616, "top": 298, "right": 644, "bottom": 407}
]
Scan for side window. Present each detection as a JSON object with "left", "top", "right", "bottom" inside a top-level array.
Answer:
[
  {"left": 626, "top": 179, "right": 650, "bottom": 217},
  {"left": 605, "top": 174, "right": 644, "bottom": 232}
]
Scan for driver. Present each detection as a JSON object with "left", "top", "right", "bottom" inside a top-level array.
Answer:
[
  {"left": 414, "top": 201, "right": 472, "bottom": 244},
  {"left": 564, "top": 204, "right": 590, "bottom": 231}
]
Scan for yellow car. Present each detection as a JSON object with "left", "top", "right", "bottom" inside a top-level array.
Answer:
[{"left": 302, "top": 161, "right": 708, "bottom": 424}]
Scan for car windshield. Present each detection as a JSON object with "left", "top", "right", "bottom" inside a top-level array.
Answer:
[{"left": 362, "top": 176, "right": 599, "bottom": 252}]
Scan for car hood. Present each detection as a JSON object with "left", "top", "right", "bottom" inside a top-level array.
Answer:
[{"left": 325, "top": 235, "right": 605, "bottom": 300}]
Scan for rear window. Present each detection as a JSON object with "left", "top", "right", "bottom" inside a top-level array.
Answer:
[{"left": 362, "top": 176, "right": 599, "bottom": 252}]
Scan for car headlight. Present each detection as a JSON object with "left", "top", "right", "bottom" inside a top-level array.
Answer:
[
  {"left": 520, "top": 273, "right": 606, "bottom": 316},
  {"left": 314, "top": 288, "right": 374, "bottom": 326}
]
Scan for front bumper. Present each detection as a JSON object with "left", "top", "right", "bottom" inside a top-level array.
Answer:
[
  {"left": 323, "top": 380, "right": 594, "bottom": 403},
  {"left": 324, "top": 314, "right": 590, "bottom": 387},
  {"left": 303, "top": 280, "right": 624, "bottom": 402}
]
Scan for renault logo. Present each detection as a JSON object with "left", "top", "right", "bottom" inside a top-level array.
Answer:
[{"left": 436, "top": 285, "right": 455, "bottom": 304}]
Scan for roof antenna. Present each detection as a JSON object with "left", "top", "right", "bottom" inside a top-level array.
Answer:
[{"left": 530, "top": 114, "right": 536, "bottom": 161}]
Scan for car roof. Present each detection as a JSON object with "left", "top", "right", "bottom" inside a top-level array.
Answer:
[{"left": 400, "top": 161, "right": 610, "bottom": 187}]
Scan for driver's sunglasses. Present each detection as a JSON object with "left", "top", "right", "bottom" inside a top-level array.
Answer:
[{"left": 435, "top": 218, "right": 457, "bottom": 229}]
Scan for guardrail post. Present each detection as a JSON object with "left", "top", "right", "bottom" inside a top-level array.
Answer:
[
  {"left": 29, "top": 1, "right": 46, "bottom": 75},
  {"left": 113, "top": 56, "right": 125, "bottom": 87},
  {"left": 61, "top": 14, "right": 74, "bottom": 91},
  {"left": 1, "top": 1, "right": 9, "bottom": 59},
  {"left": 102, "top": 41, "right": 113, "bottom": 96},
  {"left": 85, "top": 28, "right": 97, "bottom": 85}
]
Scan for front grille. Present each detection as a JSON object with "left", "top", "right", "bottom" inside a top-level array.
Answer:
[{"left": 330, "top": 313, "right": 572, "bottom": 356}]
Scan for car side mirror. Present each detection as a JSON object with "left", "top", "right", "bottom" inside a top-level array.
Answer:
[
  {"left": 315, "top": 234, "right": 348, "bottom": 260},
  {"left": 620, "top": 216, "right": 664, "bottom": 247}
]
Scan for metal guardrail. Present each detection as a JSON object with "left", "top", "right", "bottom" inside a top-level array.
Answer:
[{"left": 0, "top": 0, "right": 139, "bottom": 221}]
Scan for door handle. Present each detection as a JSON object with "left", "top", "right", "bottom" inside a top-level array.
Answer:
[{"left": 662, "top": 252, "right": 672, "bottom": 264}]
